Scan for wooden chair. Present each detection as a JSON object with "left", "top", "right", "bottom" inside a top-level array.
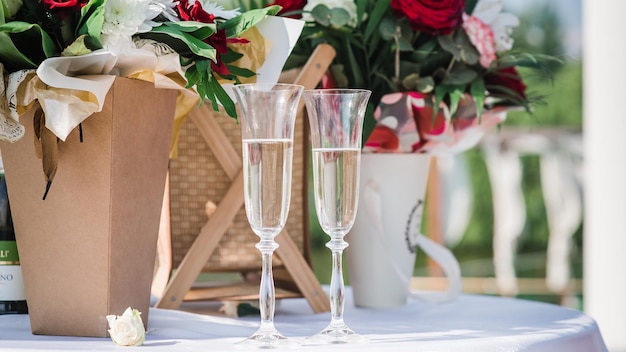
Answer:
[{"left": 153, "top": 44, "right": 336, "bottom": 313}]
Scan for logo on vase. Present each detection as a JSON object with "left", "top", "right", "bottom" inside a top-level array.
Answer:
[{"left": 405, "top": 199, "right": 424, "bottom": 254}]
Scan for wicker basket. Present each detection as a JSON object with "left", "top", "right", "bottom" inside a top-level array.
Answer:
[{"left": 168, "top": 107, "right": 309, "bottom": 273}]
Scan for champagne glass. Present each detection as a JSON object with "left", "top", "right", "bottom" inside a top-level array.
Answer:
[
  {"left": 232, "top": 83, "right": 304, "bottom": 347},
  {"left": 303, "top": 89, "right": 371, "bottom": 343}
]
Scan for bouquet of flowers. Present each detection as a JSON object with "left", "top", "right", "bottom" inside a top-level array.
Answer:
[
  {"left": 271, "top": 0, "right": 551, "bottom": 154},
  {"left": 0, "top": 0, "right": 282, "bottom": 140}
]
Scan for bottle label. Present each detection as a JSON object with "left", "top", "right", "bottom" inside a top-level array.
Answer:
[
  {"left": 0, "top": 241, "right": 25, "bottom": 301},
  {"left": 0, "top": 241, "right": 19, "bottom": 264},
  {"left": 0, "top": 265, "right": 26, "bottom": 300}
]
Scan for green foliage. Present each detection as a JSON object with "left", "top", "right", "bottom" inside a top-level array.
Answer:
[
  {"left": 505, "top": 63, "right": 582, "bottom": 127},
  {"left": 0, "top": 21, "right": 57, "bottom": 71}
]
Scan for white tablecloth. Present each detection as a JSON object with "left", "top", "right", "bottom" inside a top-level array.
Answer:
[{"left": 0, "top": 293, "right": 607, "bottom": 351}]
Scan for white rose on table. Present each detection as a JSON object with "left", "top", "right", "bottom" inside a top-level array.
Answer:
[{"left": 106, "top": 307, "right": 146, "bottom": 346}]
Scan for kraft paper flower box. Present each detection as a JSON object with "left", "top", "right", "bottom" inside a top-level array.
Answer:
[{"left": 0, "top": 77, "right": 176, "bottom": 337}]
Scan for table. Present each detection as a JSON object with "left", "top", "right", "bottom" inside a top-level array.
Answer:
[{"left": 0, "top": 292, "right": 607, "bottom": 351}]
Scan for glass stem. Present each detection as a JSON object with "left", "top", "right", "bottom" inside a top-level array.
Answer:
[
  {"left": 256, "top": 238, "right": 279, "bottom": 333},
  {"left": 327, "top": 238, "right": 348, "bottom": 328}
]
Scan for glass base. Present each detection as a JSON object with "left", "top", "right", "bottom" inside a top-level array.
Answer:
[
  {"left": 307, "top": 323, "right": 369, "bottom": 344},
  {"left": 236, "top": 328, "right": 299, "bottom": 349}
]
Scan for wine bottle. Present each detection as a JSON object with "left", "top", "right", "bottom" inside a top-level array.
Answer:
[{"left": 0, "top": 160, "right": 28, "bottom": 314}]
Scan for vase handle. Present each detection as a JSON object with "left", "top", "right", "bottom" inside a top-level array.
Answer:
[
  {"left": 362, "top": 178, "right": 462, "bottom": 304},
  {"left": 410, "top": 234, "right": 462, "bottom": 303}
]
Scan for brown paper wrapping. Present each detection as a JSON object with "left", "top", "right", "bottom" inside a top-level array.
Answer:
[{"left": 0, "top": 77, "right": 177, "bottom": 337}]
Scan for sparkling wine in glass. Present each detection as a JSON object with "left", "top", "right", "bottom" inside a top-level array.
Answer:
[
  {"left": 304, "top": 89, "right": 371, "bottom": 343},
  {"left": 232, "top": 83, "right": 304, "bottom": 348}
]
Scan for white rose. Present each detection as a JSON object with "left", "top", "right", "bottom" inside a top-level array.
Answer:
[
  {"left": 1, "top": 0, "right": 22, "bottom": 19},
  {"left": 106, "top": 307, "right": 146, "bottom": 347}
]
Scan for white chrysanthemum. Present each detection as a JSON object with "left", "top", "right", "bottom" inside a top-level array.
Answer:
[
  {"left": 187, "top": 0, "right": 241, "bottom": 20},
  {"left": 303, "top": 0, "right": 359, "bottom": 28},
  {"left": 472, "top": 0, "right": 519, "bottom": 52},
  {"left": 101, "top": 0, "right": 154, "bottom": 54}
]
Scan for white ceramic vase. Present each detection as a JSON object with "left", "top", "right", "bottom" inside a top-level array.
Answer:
[{"left": 346, "top": 153, "right": 462, "bottom": 308}]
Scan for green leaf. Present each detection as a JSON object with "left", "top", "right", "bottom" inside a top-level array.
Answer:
[
  {"left": 226, "top": 64, "right": 255, "bottom": 78},
  {"left": 221, "top": 49, "right": 243, "bottom": 64},
  {"left": 329, "top": 8, "right": 350, "bottom": 28},
  {"left": 219, "top": 6, "right": 280, "bottom": 38},
  {"left": 448, "top": 86, "right": 465, "bottom": 116},
  {"left": 61, "top": 34, "right": 93, "bottom": 56},
  {"left": 378, "top": 16, "right": 396, "bottom": 41},
  {"left": 162, "top": 21, "right": 216, "bottom": 39},
  {"left": 76, "top": 0, "right": 105, "bottom": 47},
  {"left": 416, "top": 76, "right": 435, "bottom": 93},
  {"left": 465, "top": 0, "right": 479, "bottom": 14},
  {"left": 0, "top": 33, "right": 36, "bottom": 69},
  {"left": 0, "top": 21, "right": 58, "bottom": 71},
  {"left": 140, "top": 26, "right": 217, "bottom": 60},
  {"left": 433, "top": 85, "right": 449, "bottom": 120},
  {"left": 210, "top": 78, "right": 237, "bottom": 118},
  {"left": 364, "top": 0, "right": 389, "bottom": 41},
  {"left": 454, "top": 29, "right": 479, "bottom": 65},
  {"left": 442, "top": 63, "right": 477, "bottom": 85},
  {"left": 344, "top": 36, "right": 364, "bottom": 87},
  {"left": 355, "top": 0, "right": 367, "bottom": 25},
  {"left": 311, "top": 4, "right": 331, "bottom": 27},
  {"left": 397, "top": 36, "right": 412, "bottom": 52},
  {"left": 413, "top": 39, "right": 437, "bottom": 61},
  {"left": 438, "top": 34, "right": 461, "bottom": 61},
  {"left": 470, "top": 78, "right": 485, "bottom": 119}
]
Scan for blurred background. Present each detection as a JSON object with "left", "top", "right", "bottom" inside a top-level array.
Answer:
[{"left": 304, "top": 0, "right": 585, "bottom": 308}]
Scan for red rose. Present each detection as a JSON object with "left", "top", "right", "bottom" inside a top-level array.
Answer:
[
  {"left": 484, "top": 67, "right": 527, "bottom": 102},
  {"left": 176, "top": 0, "right": 250, "bottom": 76},
  {"left": 42, "top": 0, "right": 88, "bottom": 19},
  {"left": 390, "top": 0, "right": 465, "bottom": 36},
  {"left": 268, "top": 0, "right": 306, "bottom": 18}
]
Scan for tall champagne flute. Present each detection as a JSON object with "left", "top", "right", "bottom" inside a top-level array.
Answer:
[
  {"left": 232, "top": 83, "right": 304, "bottom": 347},
  {"left": 303, "top": 89, "right": 371, "bottom": 343}
]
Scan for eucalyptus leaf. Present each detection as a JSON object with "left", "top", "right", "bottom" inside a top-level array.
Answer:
[
  {"left": 329, "top": 8, "right": 350, "bottom": 28},
  {"left": 442, "top": 64, "right": 477, "bottom": 85},
  {"left": 455, "top": 30, "right": 479, "bottom": 65},
  {"left": 311, "top": 4, "right": 331, "bottom": 27},
  {"left": 438, "top": 34, "right": 461, "bottom": 60},
  {"left": 400, "top": 72, "right": 419, "bottom": 90},
  {"left": 379, "top": 16, "right": 396, "bottom": 41},
  {"left": 397, "top": 36, "right": 412, "bottom": 52},
  {"left": 416, "top": 76, "right": 435, "bottom": 93}
]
